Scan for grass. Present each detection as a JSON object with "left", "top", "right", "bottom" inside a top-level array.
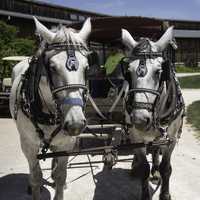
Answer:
[
  {"left": 179, "top": 75, "right": 200, "bottom": 89},
  {"left": 187, "top": 101, "right": 200, "bottom": 139},
  {"left": 176, "top": 66, "right": 200, "bottom": 73}
]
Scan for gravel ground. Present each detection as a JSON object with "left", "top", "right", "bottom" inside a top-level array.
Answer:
[{"left": 0, "top": 89, "right": 200, "bottom": 200}]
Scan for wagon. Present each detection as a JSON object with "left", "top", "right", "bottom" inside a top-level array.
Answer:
[{"left": 37, "top": 16, "right": 176, "bottom": 169}]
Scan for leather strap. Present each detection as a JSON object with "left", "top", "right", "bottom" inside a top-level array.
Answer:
[{"left": 58, "top": 97, "right": 84, "bottom": 107}]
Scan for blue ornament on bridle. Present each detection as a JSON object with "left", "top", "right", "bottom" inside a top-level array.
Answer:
[
  {"left": 66, "top": 48, "right": 79, "bottom": 71},
  {"left": 136, "top": 59, "right": 147, "bottom": 77}
]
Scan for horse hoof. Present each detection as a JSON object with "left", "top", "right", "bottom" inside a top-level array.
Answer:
[
  {"left": 150, "top": 171, "right": 161, "bottom": 185},
  {"left": 159, "top": 193, "right": 171, "bottom": 200}
]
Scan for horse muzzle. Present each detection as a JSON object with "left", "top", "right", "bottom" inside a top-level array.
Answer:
[
  {"left": 131, "top": 111, "right": 152, "bottom": 131},
  {"left": 63, "top": 120, "right": 86, "bottom": 136}
]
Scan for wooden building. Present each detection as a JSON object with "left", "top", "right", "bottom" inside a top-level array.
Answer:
[
  {"left": 0, "top": 0, "right": 200, "bottom": 67},
  {"left": 169, "top": 19, "right": 200, "bottom": 67},
  {"left": 0, "top": 0, "right": 107, "bottom": 37}
]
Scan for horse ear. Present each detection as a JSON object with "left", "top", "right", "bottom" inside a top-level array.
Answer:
[
  {"left": 33, "top": 16, "right": 56, "bottom": 43},
  {"left": 121, "top": 29, "right": 138, "bottom": 50},
  {"left": 155, "top": 26, "right": 174, "bottom": 51},
  {"left": 78, "top": 18, "right": 91, "bottom": 42}
]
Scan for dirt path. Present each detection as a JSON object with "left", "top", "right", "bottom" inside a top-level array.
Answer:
[{"left": 0, "top": 89, "right": 200, "bottom": 200}]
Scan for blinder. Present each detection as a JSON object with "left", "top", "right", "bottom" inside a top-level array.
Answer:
[
  {"left": 87, "top": 51, "right": 97, "bottom": 67},
  {"left": 161, "top": 60, "right": 171, "bottom": 82},
  {"left": 120, "top": 57, "right": 132, "bottom": 85}
]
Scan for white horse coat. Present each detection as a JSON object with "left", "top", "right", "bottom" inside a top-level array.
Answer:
[
  {"left": 9, "top": 17, "right": 91, "bottom": 200},
  {"left": 122, "top": 27, "right": 184, "bottom": 200}
]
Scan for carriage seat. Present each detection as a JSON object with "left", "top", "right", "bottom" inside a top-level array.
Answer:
[
  {"left": 88, "top": 62, "right": 124, "bottom": 98},
  {"left": 86, "top": 63, "right": 125, "bottom": 124}
]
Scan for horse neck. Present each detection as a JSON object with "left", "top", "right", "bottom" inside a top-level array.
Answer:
[{"left": 39, "top": 75, "right": 56, "bottom": 112}]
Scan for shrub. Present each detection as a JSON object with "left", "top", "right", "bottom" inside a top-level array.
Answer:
[{"left": 0, "top": 21, "right": 36, "bottom": 78}]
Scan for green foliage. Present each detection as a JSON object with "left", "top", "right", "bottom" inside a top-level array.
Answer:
[
  {"left": 187, "top": 101, "right": 200, "bottom": 139},
  {"left": 178, "top": 75, "right": 200, "bottom": 89},
  {"left": 0, "top": 21, "right": 17, "bottom": 46},
  {"left": 0, "top": 21, "right": 36, "bottom": 78},
  {"left": 105, "top": 52, "right": 124, "bottom": 75},
  {"left": 176, "top": 66, "right": 200, "bottom": 73},
  {"left": 10, "top": 38, "right": 36, "bottom": 55}
]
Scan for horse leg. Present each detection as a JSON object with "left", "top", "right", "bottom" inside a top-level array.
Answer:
[
  {"left": 132, "top": 149, "right": 151, "bottom": 200},
  {"left": 151, "top": 148, "right": 161, "bottom": 184},
  {"left": 51, "top": 155, "right": 68, "bottom": 200},
  {"left": 159, "top": 143, "right": 175, "bottom": 200},
  {"left": 20, "top": 138, "right": 42, "bottom": 200}
]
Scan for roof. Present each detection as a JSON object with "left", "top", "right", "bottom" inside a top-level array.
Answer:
[
  {"left": 0, "top": 9, "right": 72, "bottom": 24},
  {"left": 174, "top": 29, "right": 200, "bottom": 38},
  {"left": 21, "top": 0, "right": 109, "bottom": 17},
  {"left": 71, "top": 16, "right": 164, "bottom": 43}
]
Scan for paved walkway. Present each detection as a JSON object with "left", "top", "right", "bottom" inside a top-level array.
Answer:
[
  {"left": 0, "top": 89, "right": 200, "bottom": 200},
  {"left": 176, "top": 72, "right": 200, "bottom": 77}
]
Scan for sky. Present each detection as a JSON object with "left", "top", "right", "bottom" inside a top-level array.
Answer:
[{"left": 41, "top": 0, "right": 200, "bottom": 21}]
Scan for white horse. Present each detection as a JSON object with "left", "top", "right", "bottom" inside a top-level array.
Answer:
[
  {"left": 9, "top": 17, "right": 91, "bottom": 200},
  {"left": 121, "top": 27, "right": 184, "bottom": 200}
]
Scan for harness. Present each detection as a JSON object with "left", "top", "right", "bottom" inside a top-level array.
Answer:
[
  {"left": 18, "top": 41, "right": 89, "bottom": 156},
  {"left": 120, "top": 38, "right": 185, "bottom": 133}
]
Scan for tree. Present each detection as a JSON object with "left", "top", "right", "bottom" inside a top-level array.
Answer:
[{"left": 0, "top": 21, "right": 36, "bottom": 77}]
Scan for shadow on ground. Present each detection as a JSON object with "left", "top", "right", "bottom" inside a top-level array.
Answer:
[
  {"left": 0, "top": 173, "right": 51, "bottom": 200},
  {"left": 93, "top": 168, "right": 153, "bottom": 200}
]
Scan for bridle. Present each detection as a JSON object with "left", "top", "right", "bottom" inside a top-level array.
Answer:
[
  {"left": 43, "top": 42, "right": 89, "bottom": 121},
  {"left": 121, "top": 51, "right": 166, "bottom": 128},
  {"left": 20, "top": 41, "right": 90, "bottom": 126},
  {"left": 18, "top": 41, "right": 90, "bottom": 156}
]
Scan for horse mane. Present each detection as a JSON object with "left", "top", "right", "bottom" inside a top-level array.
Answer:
[
  {"left": 132, "top": 38, "right": 152, "bottom": 54},
  {"left": 52, "top": 26, "right": 89, "bottom": 51}
]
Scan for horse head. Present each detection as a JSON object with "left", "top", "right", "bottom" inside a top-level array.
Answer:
[
  {"left": 121, "top": 27, "right": 175, "bottom": 131},
  {"left": 33, "top": 17, "right": 91, "bottom": 136}
]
